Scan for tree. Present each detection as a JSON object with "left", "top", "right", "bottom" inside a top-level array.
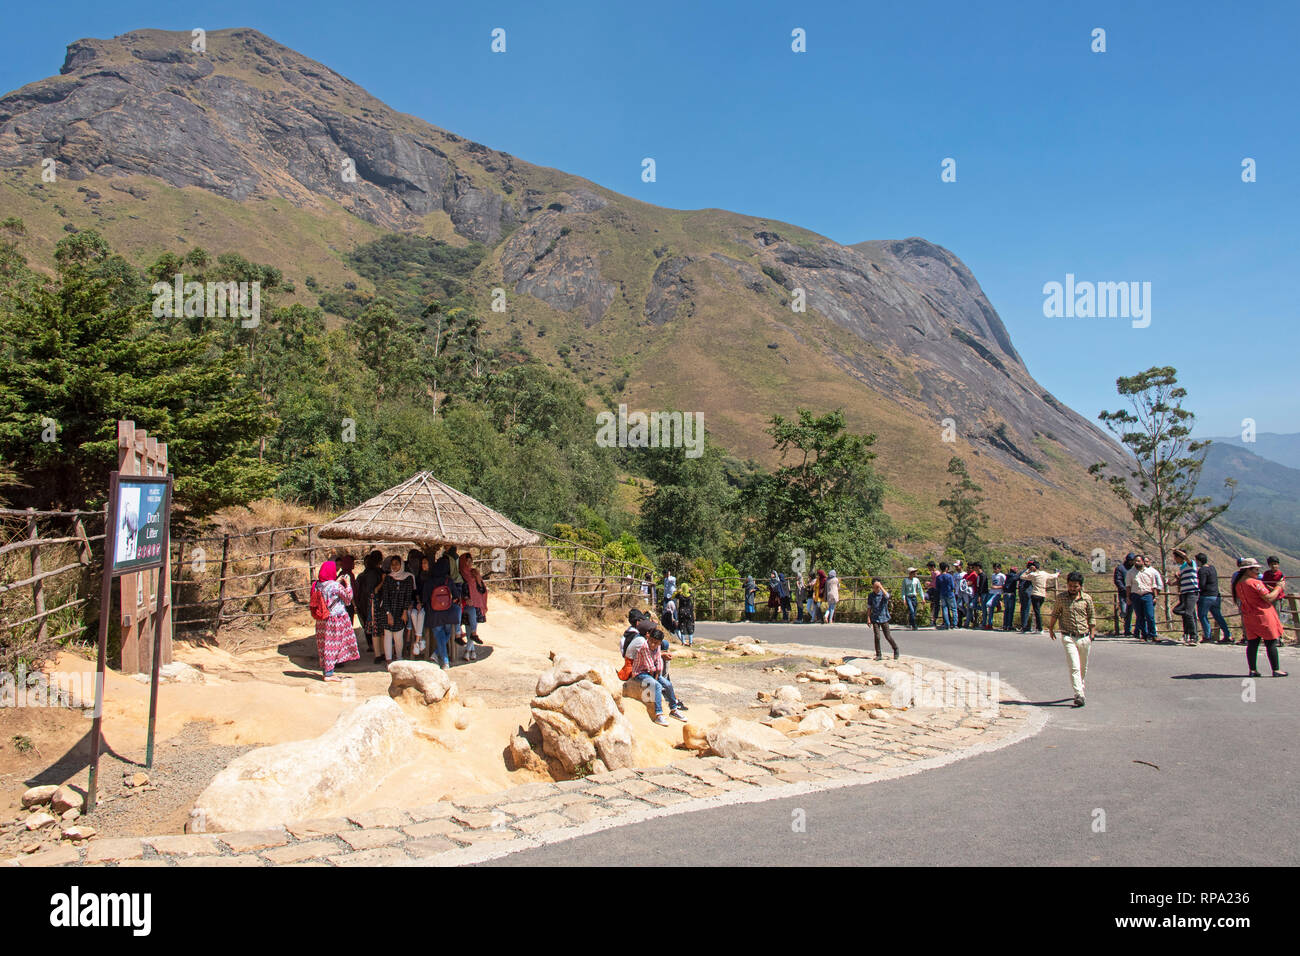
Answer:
[
  {"left": 938, "top": 456, "right": 988, "bottom": 556},
  {"left": 1090, "top": 366, "right": 1235, "bottom": 627},
  {"left": 0, "top": 231, "right": 276, "bottom": 518},
  {"left": 733, "top": 409, "right": 891, "bottom": 577},
  {"left": 637, "top": 435, "right": 738, "bottom": 563}
]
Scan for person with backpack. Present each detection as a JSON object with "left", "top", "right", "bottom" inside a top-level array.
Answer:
[
  {"left": 677, "top": 584, "right": 696, "bottom": 646},
  {"left": 868, "top": 578, "right": 900, "bottom": 660},
  {"left": 459, "top": 551, "right": 488, "bottom": 662},
  {"left": 312, "top": 560, "right": 359, "bottom": 682},
  {"left": 421, "top": 548, "right": 464, "bottom": 669},
  {"left": 661, "top": 595, "right": 680, "bottom": 643}
]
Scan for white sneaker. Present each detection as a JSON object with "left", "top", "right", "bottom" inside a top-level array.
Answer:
[{"left": 653, "top": 714, "right": 670, "bottom": 726}]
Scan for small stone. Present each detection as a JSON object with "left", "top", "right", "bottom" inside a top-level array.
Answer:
[
  {"left": 21, "top": 786, "right": 58, "bottom": 808},
  {"left": 128, "top": 772, "right": 150, "bottom": 788},
  {"left": 25, "top": 812, "right": 56, "bottom": 831},
  {"left": 681, "top": 723, "right": 710, "bottom": 751},
  {"left": 61, "top": 825, "right": 96, "bottom": 841},
  {"left": 793, "top": 710, "right": 836, "bottom": 736},
  {"left": 60, "top": 808, "right": 80, "bottom": 822},
  {"left": 834, "top": 664, "right": 862, "bottom": 679},
  {"left": 51, "top": 785, "right": 83, "bottom": 814},
  {"left": 869, "top": 709, "right": 892, "bottom": 720}
]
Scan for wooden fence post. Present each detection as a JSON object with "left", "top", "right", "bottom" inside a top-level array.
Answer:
[
  {"left": 72, "top": 516, "right": 91, "bottom": 566},
  {"left": 306, "top": 525, "right": 316, "bottom": 597},
  {"left": 26, "top": 509, "right": 46, "bottom": 646},
  {"left": 598, "top": 556, "right": 607, "bottom": 614},
  {"left": 214, "top": 534, "right": 231, "bottom": 636},
  {"left": 546, "top": 547, "right": 554, "bottom": 606},
  {"left": 266, "top": 530, "right": 277, "bottom": 620}
]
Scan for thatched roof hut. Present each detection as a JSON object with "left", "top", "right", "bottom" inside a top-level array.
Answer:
[{"left": 317, "top": 472, "right": 539, "bottom": 550}]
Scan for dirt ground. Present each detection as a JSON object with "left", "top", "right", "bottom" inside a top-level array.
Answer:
[{"left": 1, "top": 593, "right": 828, "bottom": 852}]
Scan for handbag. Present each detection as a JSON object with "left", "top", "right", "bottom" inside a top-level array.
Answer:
[{"left": 617, "top": 658, "right": 634, "bottom": 681}]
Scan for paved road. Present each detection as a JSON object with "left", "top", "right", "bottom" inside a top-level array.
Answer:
[{"left": 490, "top": 622, "right": 1297, "bottom": 865}]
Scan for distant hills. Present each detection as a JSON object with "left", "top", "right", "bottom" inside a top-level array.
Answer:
[
  {"left": 1203, "top": 439, "right": 1300, "bottom": 560},
  {"left": 1206, "top": 432, "right": 1300, "bottom": 472}
]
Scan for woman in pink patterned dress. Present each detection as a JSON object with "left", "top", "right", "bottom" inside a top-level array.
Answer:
[{"left": 315, "top": 560, "right": 359, "bottom": 682}]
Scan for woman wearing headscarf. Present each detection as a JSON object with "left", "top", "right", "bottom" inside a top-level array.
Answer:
[
  {"left": 409, "top": 553, "right": 431, "bottom": 658},
  {"left": 354, "top": 549, "right": 384, "bottom": 655},
  {"left": 1231, "top": 557, "right": 1289, "bottom": 678},
  {"left": 458, "top": 551, "right": 488, "bottom": 662},
  {"left": 420, "top": 547, "right": 464, "bottom": 669},
  {"left": 677, "top": 582, "right": 695, "bottom": 646},
  {"left": 406, "top": 548, "right": 426, "bottom": 652},
  {"left": 825, "top": 570, "right": 840, "bottom": 623},
  {"left": 314, "top": 560, "right": 359, "bottom": 682},
  {"left": 377, "top": 554, "right": 415, "bottom": 663},
  {"left": 767, "top": 571, "right": 781, "bottom": 620},
  {"left": 743, "top": 575, "right": 757, "bottom": 621}
]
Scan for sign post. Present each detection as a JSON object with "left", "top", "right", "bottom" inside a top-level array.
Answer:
[{"left": 86, "top": 471, "right": 173, "bottom": 813}]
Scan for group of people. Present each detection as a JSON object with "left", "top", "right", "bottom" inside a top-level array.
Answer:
[
  {"left": 311, "top": 546, "right": 490, "bottom": 681},
  {"left": 755, "top": 570, "right": 842, "bottom": 624},
  {"left": 1112, "top": 550, "right": 1288, "bottom": 676},
  {"left": 912, "top": 560, "right": 1059, "bottom": 633}
]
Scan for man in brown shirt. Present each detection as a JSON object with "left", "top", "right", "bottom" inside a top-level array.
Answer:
[{"left": 1048, "top": 571, "right": 1096, "bottom": 707}]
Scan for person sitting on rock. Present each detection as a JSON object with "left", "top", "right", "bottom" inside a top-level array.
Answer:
[{"left": 625, "top": 625, "right": 687, "bottom": 725}]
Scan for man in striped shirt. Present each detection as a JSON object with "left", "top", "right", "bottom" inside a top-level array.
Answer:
[
  {"left": 1172, "top": 549, "right": 1200, "bottom": 646},
  {"left": 626, "top": 627, "right": 687, "bottom": 725}
]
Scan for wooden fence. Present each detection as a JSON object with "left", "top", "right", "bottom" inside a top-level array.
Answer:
[{"left": 0, "top": 510, "right": 655, "bottom": 663}]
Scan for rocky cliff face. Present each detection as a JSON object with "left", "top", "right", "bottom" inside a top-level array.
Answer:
[{"left": 0, "top": 27, "right": 1127, "bottom": 494}]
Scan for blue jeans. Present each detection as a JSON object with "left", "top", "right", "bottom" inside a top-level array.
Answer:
[
  {"left": 1116, "top": 591, "right": 1131, "bottom": 634},
  {"left": 940, "top": 596, "right": 957, "bottom": 628},
  {"left": 904, "top": 594, "right": 918, "bottom": 627},
  {"left": 464, "top": 605, "right": 479, "bottom": 637},
  {"left": 985, "top": 594, "right": 1002, "bottom": 622},
  {"left": 1002, "top": 593, "right": 1017, "bottom": 629},
  {"left": 433, "top": 624, "right": 454, "bottom": 665},
  {"left": 636, "top": 672, "right": 680, "bottom": 715},
  {"left": 1197, "top": 595, "right": 1230, "bottom": 641},
  {"left": 1133, "top": 593, "right": 1157, "bottom": 640}
]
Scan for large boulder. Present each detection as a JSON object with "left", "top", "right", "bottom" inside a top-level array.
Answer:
[
  {"left": 532, "top": 708, "right": 598, "bottom": 774},
  {"left": 705, "top": 716, "right": 790, "bottom": 758},
  {"left": 531, "top": 680, "right": 620, "bottom": 736},
  {"left": 192, "top": 695, "right": 415, "bottom": 832},
  {"left": 388, "top": 660, "right": 456, "bottom": 705},
  {"left": 21, "top": 785, "right": 58, "bottom": 808},
  {"left": 769, "top": 698, "right": 806, "bottom": 719}
]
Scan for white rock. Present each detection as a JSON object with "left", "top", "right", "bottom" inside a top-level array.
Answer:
[
  {"left": 537, "top": 655, "right": 623, "bottom": 698},
  {"left": 792, "top": 709, "right": 836, "bottom": 735},
  {"left": 869, "top": 708, "right": 892, "bottom": 721},
  {"left": 387, "top": 660, "right": 456, "bottom": 704},
  {"left": 833, "top": 664, "right": 862, "bottom": 679},
  {"left": 21, "top": 786, "right": 57, "bottom": 809},
  {"left": 705, "top": 717, "right": 791, "bottom": 758},
  {"left": 192, "top": 695, "right": 415, "bottom": 832},
  {"left": 532, "top": 679, "right": 621, "bottom": 736},
  {"left": 822, "top": 683, "right": 850, "bottom": 700},
  {"left": 769, "top": 698, "right": 807, "bottom": 719},
  {"left": 25, "top": 812, "right": 56, "bottom": 830},
  {"left": 51, "top": 785, "right": 83, "bottom": 815},
  {"left": 774, "top": 685, "right": 802, "bottom": 702}
]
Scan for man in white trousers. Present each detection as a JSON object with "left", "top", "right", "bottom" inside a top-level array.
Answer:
[{"left": 1048, "top": 570, "right": 1095, "bottom": 708}]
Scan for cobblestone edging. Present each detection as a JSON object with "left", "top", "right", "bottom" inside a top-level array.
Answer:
[{"left": 3, "top": 655, "right": 1049, "bottom": 868}]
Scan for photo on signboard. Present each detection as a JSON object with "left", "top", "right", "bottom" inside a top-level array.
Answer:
[{"left": 116, "top": 485, "right": 141, "bottom": 564}]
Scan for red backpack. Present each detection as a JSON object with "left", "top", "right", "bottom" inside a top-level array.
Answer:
[
  {"left": 430, "top": 584, "right": 453, "bottom": 611},
  {"left": 309, "top": 582, "right": 330, "bottom": 621}
]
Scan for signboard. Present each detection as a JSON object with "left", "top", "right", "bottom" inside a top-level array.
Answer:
[{"left": 111, "top": 477, "right": 170, "bottom": 574}]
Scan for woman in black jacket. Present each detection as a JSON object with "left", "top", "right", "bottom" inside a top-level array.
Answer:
[{"left": 420, "top": 548, "right": 464, "bottom": 668}]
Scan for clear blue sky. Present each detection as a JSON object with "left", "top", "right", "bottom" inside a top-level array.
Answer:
[{"left": 3, "top": 0, "right": 1296, "bottom": 438}]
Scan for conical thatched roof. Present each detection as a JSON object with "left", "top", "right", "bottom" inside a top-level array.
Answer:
[{"left": 317, "top": 472, "right": 539, "bottom": 549}]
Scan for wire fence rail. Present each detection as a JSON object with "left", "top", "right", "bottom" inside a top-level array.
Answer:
[{"left": 0, "top": 509, "right": 654, "bottom": 667}]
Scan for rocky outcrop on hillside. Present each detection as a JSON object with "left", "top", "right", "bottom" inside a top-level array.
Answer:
[{"left": 0, "top": 27, "right": 1128, "bottom": 481}]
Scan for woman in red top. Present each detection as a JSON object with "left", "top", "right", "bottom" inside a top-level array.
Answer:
[
  {"left": 1231, "top": 557, "right": 1288, "bottom": 678},
  {"left": 458, "top": 552, "right": 488, "bottom": 663}
]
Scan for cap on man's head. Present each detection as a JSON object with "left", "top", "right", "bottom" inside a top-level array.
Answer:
[{"left": 1125, "top": 552, "right": 1136, "bottom": 561}]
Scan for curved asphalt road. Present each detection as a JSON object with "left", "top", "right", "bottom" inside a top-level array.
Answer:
[{"left": 490, "top": 622, "right": 1298, "bottom": 866}]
